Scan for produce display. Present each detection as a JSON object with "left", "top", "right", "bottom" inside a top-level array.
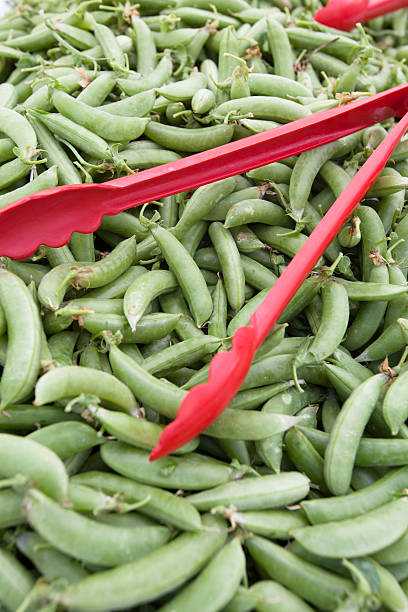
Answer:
[{"left": 1, "top": 0, "right": 408, "bottom": 610}]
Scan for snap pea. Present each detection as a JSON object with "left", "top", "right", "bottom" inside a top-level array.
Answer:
[
  {"left": 158, "top": 538, "right": 245, "bottom": 612},
  {"left": 72, "top": 470, "right": 201, "bottom": 532},
  {"left": 34, "top": 366, "right": 139, "bottom": 415},
  {"left": 28, "top": 421, "right": 101, "bottom": 459},
  {"left": 0, "top": 269, "right": 41, "bottom": 406},
  {"left": 59, "top": 514, "right": 226, "bottom": 612},
  {"left": 16, "top": 532, "right": 89, "bottom": 585},
  {"left": 101, "top": 442, "right": 237, "bottom": 490},
  {"left": 247, "top": 536, "right": 353, "bottom": 611},
  {"left": 0, "top": 547, "right": 35, "bottom": 612},
  {"left": 302, "top": 466, "right": 408, "bottom": 524},
  {"left": 25, "top": 487, "right": 171, "bottom": 567},
  {"left": 292, "top": 497, "right": 408, "bottom": 558},
  {"left": 186, "top": 471, "right": 309, "bottom": 511},
  {"left": 151, "top": 224, "right": 213, "bottom": 327}
]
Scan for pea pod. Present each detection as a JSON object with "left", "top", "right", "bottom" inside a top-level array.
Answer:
[
  {"left": 101, "top": 442, "right": 237, "bottom": 490},
  {"left": 25, "top": 488, "right": 171, "bottom": 568},
  {"left": 59, "top": 514, "right": 227, "bottom": 612},
  {"left": 0, "top": 269, "right": 41, "bottom": 406},
  {"left": 34, "top": 366, "right": 139, "bottom": 415},
  {"left": 292, "top": 497, "right": 408, "bottom": 558}
]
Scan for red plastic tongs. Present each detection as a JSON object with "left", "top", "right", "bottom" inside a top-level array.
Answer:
[
  {"left": 0, "top": 86, "right": 408, "bottom": 460},
  {"left": 315, "top": 0, "right": 408, "bottom": 31}
]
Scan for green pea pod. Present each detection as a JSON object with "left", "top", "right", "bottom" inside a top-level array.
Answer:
[
  {"left": 0, "top": 269, "right": 41, "bottom": 406},
  {"left": 246, "top": 536, "right": 353, "bottom": 611},
  {"left": 27, "top": 421, "right": 101, "bottom": 460},
  {"left": 34, "top": 366, "right": 139, "bottom": 415},
  {"left": 25, "top": 488, "right": 171, "bottom": 568},
  {"left": 88, "top": 405, "right": 197, "bottom": 454},
  {"left": 324, "top": 374, "right": 387, "bottom": 496},
  {"left": 187, "top": 472, "right": 309, "bottom": 511},
  {"left": 308, "top": 280, "right": 349, "bottom": 362},
  {"left": 151, "top": 224, "right": 213, "bottom": 327},
  {"left": 101, "top": 442, "right": 237, "bottom": 490},
  {"left": 158, "top": 538, "right": 245, "bottom": 612},
  {"left": 0, "top": 433, "right": 68, "bottom": 501},
  {"left": 72, "top": 470, "right": 201, "bottom": 532},
  {"left": 250, "top": 580, "right": 314, "bottom": 612},
  {"left": 16, "top": 532, "right": 88, "bottom": 585},
  {"left": 124, "top": 269, "right": 177, "bottom": 330},
  {"left": 302, "top": 466, "right": 408, "bottom": 525},
  {"left": 0, "top": 547, "right": 35, "bottom": 611},
  {"left": 383, "top": 370, "right": 408, "bottom": 435},
  {"left": 59, "top": 514, "right": 226, "bottom": 611},
  {"left": 292, "top": 497, "right": 408, "bottom": 559}
]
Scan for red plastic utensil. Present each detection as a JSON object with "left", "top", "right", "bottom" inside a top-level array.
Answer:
[
  {"left": 150, "top": 106, "right": 408, "bottom": 460},
  {"left": 314, "top": 0, "right": 408, "bottom": 31},
  {"left": 1, "top": 85, "right": 408, "bottom": 259}
]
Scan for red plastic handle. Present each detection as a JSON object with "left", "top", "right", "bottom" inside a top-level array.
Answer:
[
  {"left": 150, "top": 111, "right": 408, "bottom": 460},
  {"left": 315, "top": 0, "right": 408, "bottom": 31}
]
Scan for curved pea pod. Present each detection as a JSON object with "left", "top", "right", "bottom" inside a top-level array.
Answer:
[
  {"left": 237, "top": 508, "right": 309, "bottom": 540},
  {"left": 248, "top": 73, "right": 310, "bottom": 99},
  {"left": 150, "top": 224, "right": 213, "bottom": 327},
  {"left": 224, "top": 199, "right": 290, "bottom": 229},
  {"left": 0, "top": 433, "right": 67, "bottom": 501},
  {"left": 143, "top": 336, "right": 221, "bottom": 376},
  {"left": 0, "top": 404, "right": 80, "bottom": 432},
  {"left": 246, "top": 536, "right": 353, "bottom": 611},
  {"left": 214, "top": 97, "right": 311, "bottom": 122},
  {"left": 337, "top": 278, "right": 408, "bottom": 301},
  {"left": 250, "top": 580, "right": 314, "bottom": 612},
  {"left": 38, "top": 262, "right": 87, "bottom": 310},
  {"left": 145, "top": 121, "right": 234, "bottom": 153},
  {"left": 24, "top": 488, "right": 171, "bottom": 568},
  {"left": 246, "top": 161, "right": 292, "bottom": 184},
  {"left": 383, "top": 371, "right": 408, "bottom": 436},
  {"left": 117, "top": 147, "right": 181, "bottom": 169},
  {"left": 158, "top": 538, "right": 245, "bottom": 612},
  {"left": 99, "top": 89, "right": 155, "bottom": 118},
  {"left": 109, "top": 343, "right": 185, "bottom": 419},
  {"left": 124, "top": 269, "right": 177, "bottom": 330},
  {"left": 374, "top": 530, "right": 408, "bottom": 566},
  {"left": 301, "top": 425, "right": 408, "bottom": 467},
  {"left": 16, "top": 532, "right": 89, "bottom": 585},
  {"left": 324, "top": 374, "right": 387, "bottom": 496},
  {"left": 101, "top": 442, "right": 237, "bottom": 490},
  {"left": 306, "top": 279, "right": 349, "bottom": 363},
  {"left": 338, "top": 216, "right": 361, "bottom": 248},
  {"left": 158, "top": 71, "right": 207, "bottom": 102},
  {"left": 73, "top": 236, "right": 137, "bottom": 290},
  {"left": 0, "top": 489, "right": 24, "bottom": 529},
  {"left": 27, "top": 421, "right": 101, "bottom": 460},
  {"left": 88, "top": 406, "right": 198, "bottom": 454},
  {"left": 252, "top": 225, "right": 311, "bottom": 259},
  {"left": 58, "top": 514, "right": 226, "bottom": 612},
  {"left": 205, "top": 410, "right": 305, "bottom": 440},
  {"left": 82, "top": 312, "right": 182, "bottom": 343},
  {"left": 303, "top": 465, "right": 408, "bottom": 525},
  {"left": 192, "top": 87, "right": 215, "bottom": 114},
  {"left": 186, "top": 472, "right": 309, "bottom": 511},
  {"left": 34, "top": 366, "right": 139, "bottom": 415},
  {"left": 0, "top": 269, "right": 41, "bottom": 407},
  {"left": 209, "top": 222, "right": 245, "bottom": 313},
  {"left": 356, "top": 316, "right": 408, "bottom": 362},
  {"left": 291, "top": 497, "right": 408, "bottom": 559},
  {"left": 0, "top": 547, "right": 35, "bottom": 612},
  {"left": 30, "top": 110, "right": 112, "bottom": 161},
  {"left": 72, "top": 471, "right": 201, "bottom": 532},
  {"left": 117, "top": 53, "right": 173, "bottom": 95}
]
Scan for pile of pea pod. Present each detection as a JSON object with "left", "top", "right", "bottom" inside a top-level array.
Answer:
[{"left": 3, "top": 0, "right": 408, "bottom": 610}]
